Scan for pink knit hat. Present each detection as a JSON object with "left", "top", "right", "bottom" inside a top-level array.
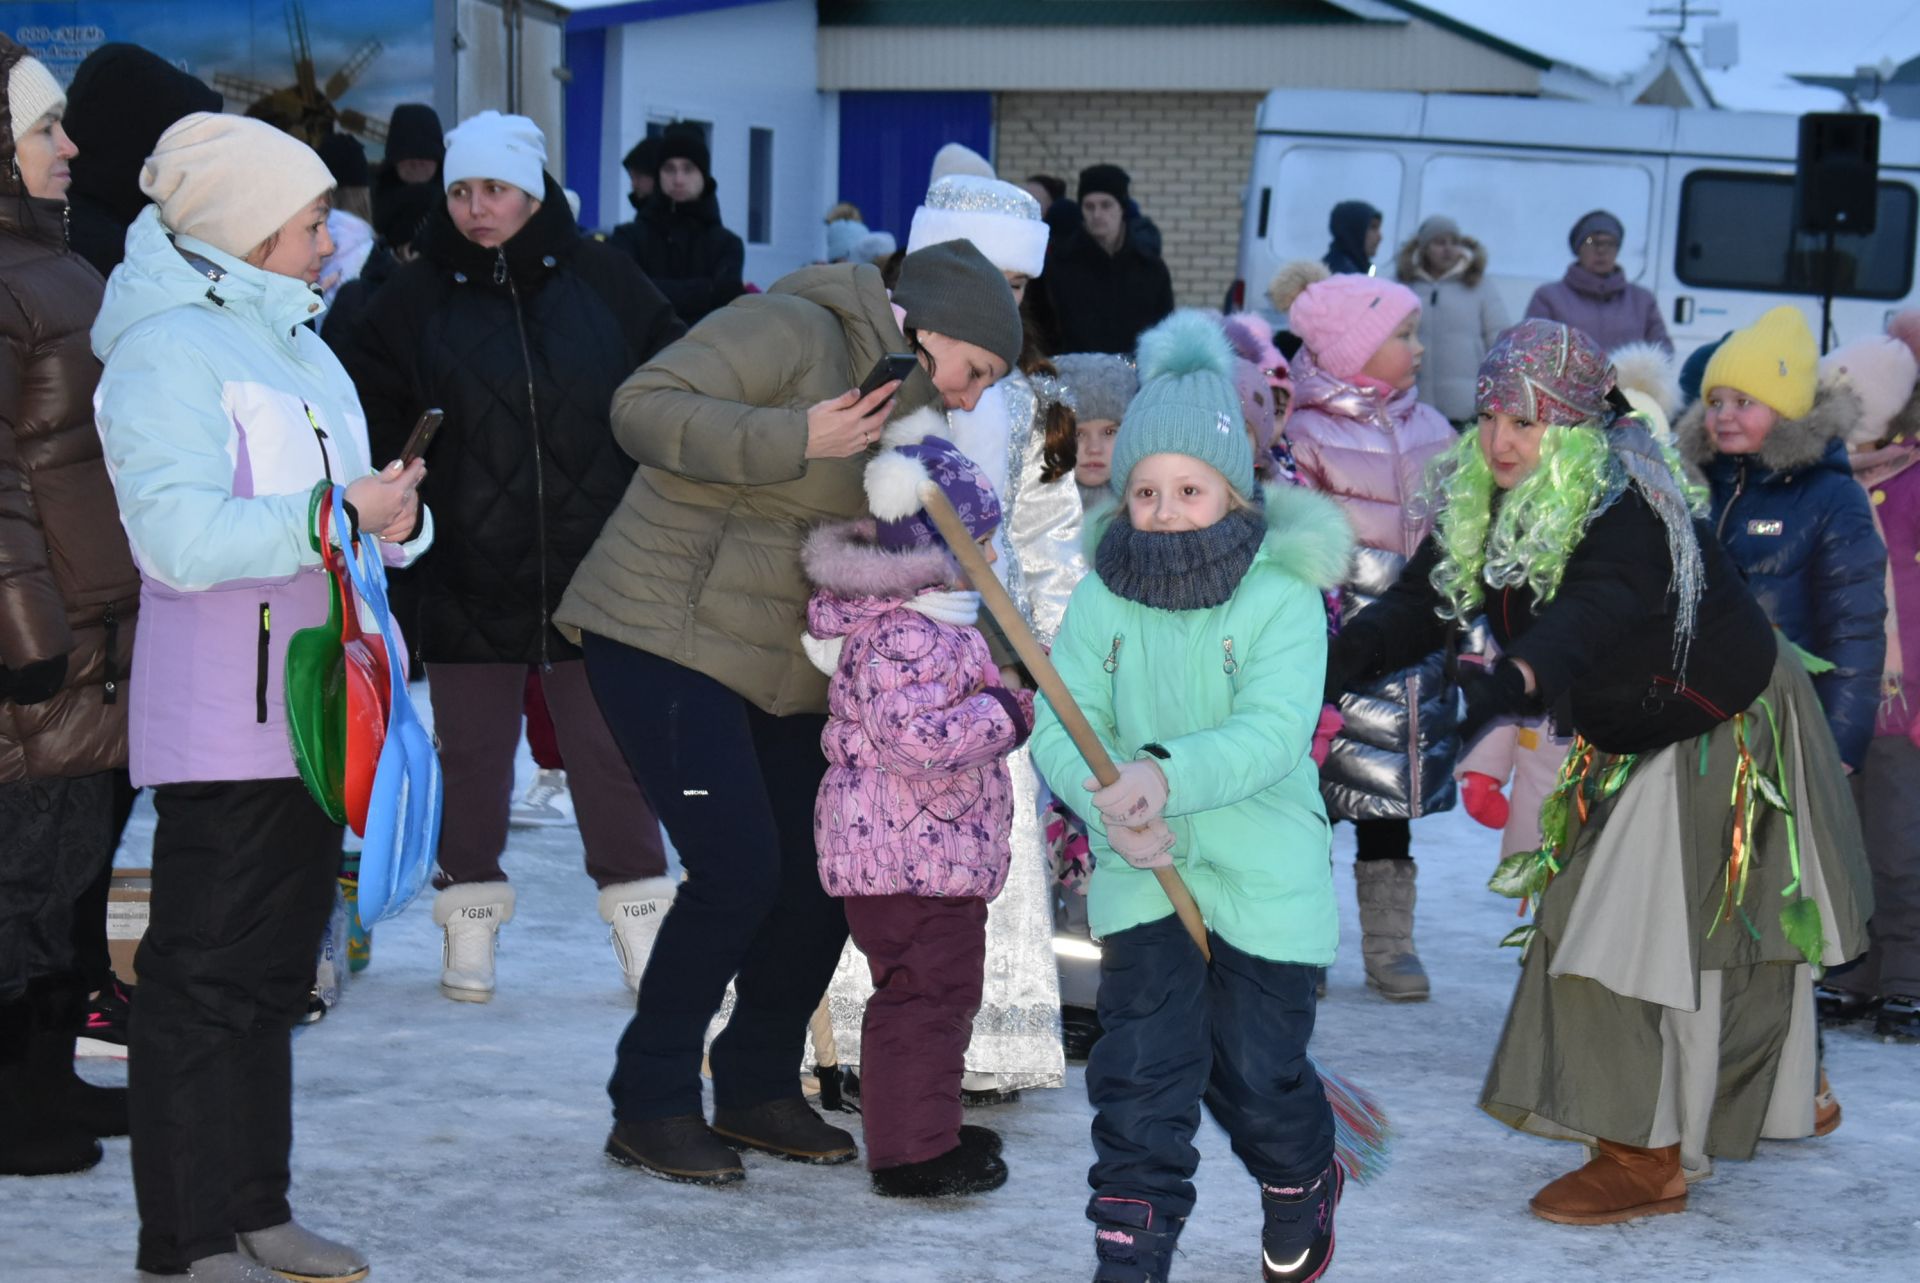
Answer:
[{"left": 1269, "top": 262, "right": 1420, "bottom": 381}]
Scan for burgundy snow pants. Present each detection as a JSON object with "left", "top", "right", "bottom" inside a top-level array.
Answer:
[{"left": 843, "top": 893, "right": 989, "bottom": 1170}]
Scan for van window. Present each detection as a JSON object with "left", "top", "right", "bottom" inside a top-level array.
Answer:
[
  {"left": 1266, "top": 146, "right": 1403, "bottom": 267},
  {"left": 1416, "top": 155, "right": 1656, "bottom": 285},
  {"left": 1675, "top": 170, "right": 1916, "bottom": 300}
]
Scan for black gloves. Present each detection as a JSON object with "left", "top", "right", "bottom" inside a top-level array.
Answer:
[
  {"left": 9, "top": 653, "right": 69, "bottom": 706},
  {"left": 1457, "top": 659, "right": 1533, "bottom": 745}
]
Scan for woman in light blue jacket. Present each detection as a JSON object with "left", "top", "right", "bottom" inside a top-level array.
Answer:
[{"left": 92, "top": 114, "right": 428, "bottom": 1283}]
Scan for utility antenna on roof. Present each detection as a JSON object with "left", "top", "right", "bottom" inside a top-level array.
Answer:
[{"left": 1640, "top": 2, "right": 1738, "bottom": 73}]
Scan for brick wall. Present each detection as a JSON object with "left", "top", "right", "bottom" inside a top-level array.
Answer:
[{"left": 994, "top": 91, "right": 1264, "bottom": 311}]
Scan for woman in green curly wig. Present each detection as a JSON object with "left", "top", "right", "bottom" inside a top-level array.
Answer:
[{"left": 1329, "top": 319, "right": 1872, "bottom": 1227}]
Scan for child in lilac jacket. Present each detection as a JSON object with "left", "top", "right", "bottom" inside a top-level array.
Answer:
[{"left": 804, "top": 435, "right": 1034, "bottom": 1199}]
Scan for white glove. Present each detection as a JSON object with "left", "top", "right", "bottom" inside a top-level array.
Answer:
[
  {"left": 1085, "top": 759, "right": 1169, "bottom": 828},
  {"left": 1107, "top": 818, "right": 1176, "bottom": 870}
]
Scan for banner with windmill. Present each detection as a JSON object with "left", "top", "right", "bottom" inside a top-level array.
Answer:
[{"left": 4, "top": 0, "right": 435, "bottom": 155}]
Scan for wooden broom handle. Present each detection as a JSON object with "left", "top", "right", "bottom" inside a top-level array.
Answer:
[{"left": 920, "top": 484, "right": 1212, "bottom": 962}]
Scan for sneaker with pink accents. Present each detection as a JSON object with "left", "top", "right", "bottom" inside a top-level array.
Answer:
[
  {"left": 75, "top": 979, "right": 131, "bottom": 1060},
  {"left": 1090, "top": 1196, "right": 1181, "bottom": 1283},
  {"left": 1259, "top": 1162, "right": 1343, "bottom": 1282}
]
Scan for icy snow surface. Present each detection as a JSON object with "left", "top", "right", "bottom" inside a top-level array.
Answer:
[{"left": 10, "top": 711, "right": 1918, "bottom": 1281}]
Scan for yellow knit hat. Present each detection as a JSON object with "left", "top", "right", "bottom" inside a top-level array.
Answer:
[{"left": 1702, "top": 305, "right": 1819, "bottom": 420}]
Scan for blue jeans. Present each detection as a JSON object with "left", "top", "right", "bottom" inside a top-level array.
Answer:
[{"left": 1086, "top": 915, "right": 1334, "bottom": 1221}]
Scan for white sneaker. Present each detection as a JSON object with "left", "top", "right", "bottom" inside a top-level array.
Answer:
[
  {"left": 597, "top": 877, "right": 677, "bottom": 992},
  {"left": 509, "top": 768, "right": 573, "bottom": 829},
  {"left": 432, "top": 883, "right": 515, "bottom": 1002}
]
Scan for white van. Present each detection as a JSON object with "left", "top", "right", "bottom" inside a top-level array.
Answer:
[{"left": 1228, "top": 89, "right": 1920, "bottom": 355}]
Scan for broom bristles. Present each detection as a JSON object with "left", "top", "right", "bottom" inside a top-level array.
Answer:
[{"left": 1313, "top": 1055, "right": 1393, "bottom": 1186}]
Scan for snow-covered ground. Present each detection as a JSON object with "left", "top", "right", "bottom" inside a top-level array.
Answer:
[{"left": 10, "top": 725, "right": 1917, "bottom": 1281}]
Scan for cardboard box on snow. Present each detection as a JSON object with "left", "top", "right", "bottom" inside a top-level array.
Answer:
[{"left": 107, "top": 868, "right": 151, "bottom": 986}]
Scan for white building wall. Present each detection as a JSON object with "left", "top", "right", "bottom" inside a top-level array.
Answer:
[{"left": 599, "top": 0, "right": 828, "bottom": 286}]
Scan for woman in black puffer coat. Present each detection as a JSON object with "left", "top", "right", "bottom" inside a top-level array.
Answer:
[{"left": 345, "top": 112, "right": 686, "bottom": 1002}]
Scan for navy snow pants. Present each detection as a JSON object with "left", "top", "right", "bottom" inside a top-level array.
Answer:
[{"left": 1086, "top": 914, "right": 1335, "bottom": 1223}]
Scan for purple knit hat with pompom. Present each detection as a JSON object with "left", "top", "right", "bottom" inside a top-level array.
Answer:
[{"left": 866, "top": 435, "right": 1002, "bottom": 551}]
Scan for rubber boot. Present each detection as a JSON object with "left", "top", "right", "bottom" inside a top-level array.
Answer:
[
  {"left": 1354, "top": 859, "right": 1430, "bottom": 1002},
  {"left": 1529, "top": 1140, "right": 1687, "bottom": 1225}
]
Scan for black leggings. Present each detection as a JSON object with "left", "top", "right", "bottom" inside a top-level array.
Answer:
[
  {"left": 583, "top": 635, "right": 848, "bottom": 1121},
  {"left": 1352, "top": 817, "right": 1411, "bottom": 862}
]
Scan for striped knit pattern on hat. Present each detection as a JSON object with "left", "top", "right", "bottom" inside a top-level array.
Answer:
[{"left": 1110, "top": 310, "right": 1253, "bottom": 498}]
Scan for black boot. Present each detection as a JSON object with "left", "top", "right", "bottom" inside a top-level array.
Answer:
[
  {"left": 1260, "top": 1163, "right": 1343, "bottom": 1283},
  {"left": 1816, "top": 983, "right": 1882, "bottom": 1027},
  {"left": 871, "top": 1125, "right": 1007, "bottom": 1198},
  {"left": 1090, "top": 1196, "right": 1182, "bottom": 1283},
  {"left": 0, "top": 995, "right": 101, "bottom": 1176},
  {"left": 1876, "top": 994, "right": 1920, "bottom": 1042},
  {"left": 710, "top": 1096, "right": 858, "bottom": 1165},
  {"left": 605, "top": 1114, "right": 744, "bottom": 1186},
  {"left": 40, "top": 977, "right": 127, "bottom": 1137}
]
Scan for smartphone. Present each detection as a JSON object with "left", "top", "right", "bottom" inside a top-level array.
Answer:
[
  {"left": 399, "top": 408, "right": 445, "bottom": 465},
  {"left": 856, "top": 353, "right": 918, "bottom": 399}
]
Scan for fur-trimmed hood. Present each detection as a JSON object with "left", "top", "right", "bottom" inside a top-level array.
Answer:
[
  {"left": 803, "top": 517, "right": 956, "bottom": 618},
  {"left": 1675, "top": 379, "right": 1865, "bottom": 478},
  {"left": 1082, "top": 481, "right": 1355, "bottom": 591},
  {"left": 1394, "top": 235, "right": 1488, "bottom": 289}
]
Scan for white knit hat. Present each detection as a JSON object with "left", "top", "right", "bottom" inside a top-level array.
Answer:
[
  {"left": 7, "top": 54, "right": 65, "bottom": 140},
  {"left": 907, "top": 175, "right": 1047, "bottom": 278},
  {"left": 140, "top": 112, "right": 335, "bottom": 259},
  {"left": 443, "top": 110, "right": 546, "bottom": 198},
  {"left": 929, "top": 141, "right": 994, "bottom": 186}
]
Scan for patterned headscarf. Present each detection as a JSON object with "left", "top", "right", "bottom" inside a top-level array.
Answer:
[{"left": 1476, "top": 320, "right": 1616, "bottom": 426}]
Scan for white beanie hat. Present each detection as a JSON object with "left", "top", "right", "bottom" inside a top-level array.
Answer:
[
  {"left": 907, "top": 175, "right": 1047, "bottom": 279},
  {"left": 443, "top": 110, "right": 546, "bottom": 198},
  {"left": 7, "top": 54, "right": 64, "bottom": 141},
  {"left": 140, "top": 113, "right": 335, "bottom": 259},
  {"left": 929, "top": 141, "right": 994, "bottom": 186}
]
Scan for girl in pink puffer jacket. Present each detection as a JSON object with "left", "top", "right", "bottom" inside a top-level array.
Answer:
[{"left": 803, "top": 435, "right": 1034, "bottom": 1199}]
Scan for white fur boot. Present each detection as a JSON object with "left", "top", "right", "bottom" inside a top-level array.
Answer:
[
  {"left": 432, "top": 882, "right": 515, "bottom": 1003},
  {"left": 597, "top": 877, "right": 678, "bottom": 992}
]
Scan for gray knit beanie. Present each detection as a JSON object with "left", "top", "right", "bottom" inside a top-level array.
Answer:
[
  {"left": 892, "top": 239, "right": 1023, "bottom": 372},
  {"left": 1053, "top": 352, "right": 1138, "bottom": 423},
  {"left": 1110, "top": 310, "right": 1253, "bottom": 498}
]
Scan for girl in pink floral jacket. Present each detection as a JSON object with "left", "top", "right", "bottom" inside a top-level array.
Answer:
[{"left": 804, "top": 435, "right": 1033, "bottom": 1199}]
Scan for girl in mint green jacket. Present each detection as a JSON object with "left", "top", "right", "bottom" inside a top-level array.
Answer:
[{"left": 1030, "top": 313, "right": 1355, "bottom": 1283}]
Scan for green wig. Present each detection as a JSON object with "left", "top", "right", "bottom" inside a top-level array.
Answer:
[{"left": 1426, "top": 415, "right": 1705, "bottom": 624}]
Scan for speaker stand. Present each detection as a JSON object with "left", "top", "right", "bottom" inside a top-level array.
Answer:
[{"left": 1818, "top": 229, "right": 1837, "bottom": 355}]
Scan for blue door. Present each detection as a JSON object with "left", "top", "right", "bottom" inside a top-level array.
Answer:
[{"left": 837, "top": 91, "right": 993, "bottom": 248}]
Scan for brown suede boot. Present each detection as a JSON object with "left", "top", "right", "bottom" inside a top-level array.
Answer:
[{"left": 1529, "top": 1141, "right": 1687, "bottom": 1225}]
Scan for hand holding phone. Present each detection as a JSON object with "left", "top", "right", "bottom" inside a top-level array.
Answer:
[
  {"left": 857, "top": 353, "right": 919, "bottom": 398},
  {"left": 399, "top": 408, "right": 445, "bottom": 466}
]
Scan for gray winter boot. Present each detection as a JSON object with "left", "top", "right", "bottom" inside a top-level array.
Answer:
[
  {"left": 1354, "top": 859, "right": 1430, "bottom": 1002},
  {"left": 139, "top": 1253, "right": 281, "bottom": 1282},
  {"left": 236, "top": 1219, "right": 369, "bottom": 1281}
]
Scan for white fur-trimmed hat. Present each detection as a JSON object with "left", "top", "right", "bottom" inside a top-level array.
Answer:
[{"left": 907, "top": 175, "right": 1047, "bottom": 279}]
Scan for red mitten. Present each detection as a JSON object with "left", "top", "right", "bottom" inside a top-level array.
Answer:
[
  {"left": 1310, "top": 704, "right": 1344, "bottom": 767},
  {"left": 1460, "top": 771, "right": 1511, "bottom": 829}
]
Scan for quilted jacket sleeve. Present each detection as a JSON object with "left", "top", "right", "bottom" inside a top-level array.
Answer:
[
  {"left": 847, "top": 611, "right": 1031, "bottom": 781},
  {"left": 1153, "top": 575, "right": 1324, "bottom": 817},
  {"left": 1808, "top": 477, "right": 1888, "bottom": 769},
  {"left": 95, "top": 326, "right": 322, "bottom": 591},
  {"left": 608, "top": 300, "right": 820, "bottom": 487},
  {"left": 0, "top": 325, "right": 74, "bottom": 672}
]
